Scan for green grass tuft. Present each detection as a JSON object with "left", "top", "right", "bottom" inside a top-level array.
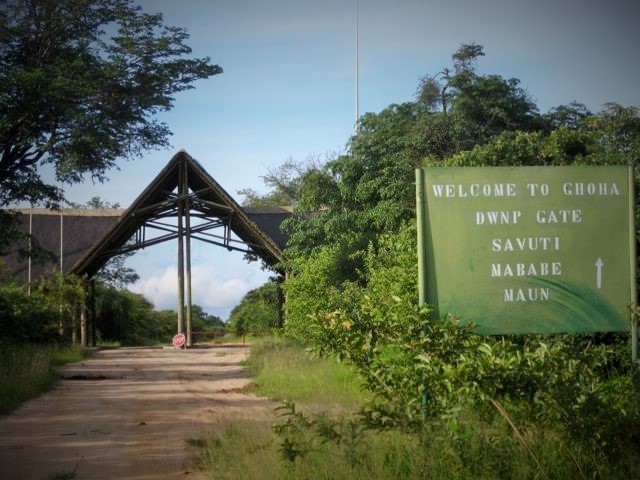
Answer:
[
  {"left": 244, "top": 337, "right": 370, "bottom": 412},
  {"left": 0, "top": 343, "right": 89, "bottom": 415},
  {"left": 186, "top": 437, "right": 207, "bottom": 448}
]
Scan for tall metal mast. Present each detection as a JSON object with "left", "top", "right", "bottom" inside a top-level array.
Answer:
[{"left": 355, "top": 0, "right": 359, "bottom": 131}]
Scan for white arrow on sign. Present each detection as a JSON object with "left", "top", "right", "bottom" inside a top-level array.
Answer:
[{"left": 595, "top": 258, "right": 604, "bottom": 289}]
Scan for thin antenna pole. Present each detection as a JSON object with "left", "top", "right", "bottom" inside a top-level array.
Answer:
[
  {"left": 60, "top": 202, "right": 64, "bottom": 272},
  {"left": 59, "top": 182, "right": 64, "bottom": 337},
  {"left": 355, "top": 0, "right": 359, "bottom": 131},
  {"left": 28, "top": 210, "right": 32, "bottom": 295}
]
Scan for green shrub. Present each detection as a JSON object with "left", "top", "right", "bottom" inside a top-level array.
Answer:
[
  {"left": 228, "top": 282, "right": 280, "bottom": 335},
  {"left": 0, "top": 344, "right": 88, "bottom": 415},
  {"left": 284, "top": 237, "right": 364, "bottom": 345},
  {"left": 283, "top": 221, "right": 640, "bottom": 474},
  {"left": 0, "top": 283, "right": 60, "bottom": 343}
]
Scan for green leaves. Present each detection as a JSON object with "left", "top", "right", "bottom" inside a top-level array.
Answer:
[
  {"left": 274, "top": 41, "right": 640, "bottom": 470},
  {"left": 0, "top": 0, "right": 221, "bottom": 219},
  {"left": 273, "top": 401, "right": 368, "bottom": 465},
  {"left": 283, "top": 219, "right": 640, "bottom": 463},
  {"left": 228, "top": 281, "right": 280, "bottom": 335}
]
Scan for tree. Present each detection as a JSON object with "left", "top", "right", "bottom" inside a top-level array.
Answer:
[
  {"left": 415, "top": 42, "right": 485, "bottom": 113},
  {"left": 283, "top": 102, "right": 431, "bottom": 259},
  {"left": 96, "top": 254, "right": 139, "bottom": 289},
  {"left": 238, "top": 155, "right": 326, "bottom": 207},
  {"left": 0, "top": 0, "right": 222, "bottom": 251},
  {"left": 447, "top": 103, "right": 639, "bottom": 168},
  {"left": 228, "top": 282, "right": 279, "bottom": 335},
  {"left": 543, "top": 101, "right": 592, "bottom": 130},
  {"left": 583, "top": 103, "right": 640, "bottom": 165},
  {"left": 190, "top": 304, "right": 224, "bottom": 331},
  {"left": 416, "top": 43, "right": 541, "bottom": 150},
  {"left": 284, "top": 44, "right": 543, "bottom": 259},
  {"left": 67, "top": 196, "right": 121, "bottom": 209},
  {"left": 449, "top": 73, "right": 540, "bottom": 149}
]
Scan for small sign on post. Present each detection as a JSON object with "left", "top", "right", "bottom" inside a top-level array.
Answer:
[
  {"left": 416, "top": 165, "right": 637, "bottom": 335},
  {"left": 172, "top": 333, "right": 186, "bottom": 348}
]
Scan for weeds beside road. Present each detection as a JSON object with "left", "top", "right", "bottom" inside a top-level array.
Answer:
[
  {"left": 201, "top": 337, "right": 640, "bottom": 480},
  {"left": 3, "top": 339, "right": 637, "bottom": 479},
  {"left": 0, "top": 344, "right": 88, "bottom": 415}
]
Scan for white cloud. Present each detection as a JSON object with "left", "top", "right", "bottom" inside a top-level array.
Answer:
[
  {"left": 129, "top": 266, "right": 179, "bottom": 310},
  {"left": 129, "top": 263, "right": 269, "bottom": 316}
]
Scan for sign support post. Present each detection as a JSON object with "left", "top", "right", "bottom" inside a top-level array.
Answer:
[
  {"left": 416, "top": 167, "right": 427, "bottom": 308},
  {"left": 629, "top": 167, "right": 639, "bottom": 410},
  {"left": 415, "top": 167, "right": 431, "bottom": 415}
]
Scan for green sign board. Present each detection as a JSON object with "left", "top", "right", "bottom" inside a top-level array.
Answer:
[{"left": 416, "top": 166, "right": 636, "bottom": 334}]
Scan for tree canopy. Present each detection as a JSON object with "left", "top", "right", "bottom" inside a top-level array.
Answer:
[
  {"left": 269, "top": 44, "right": 640, "bottom": 471},
  {"left": 207, "top": 36, "right": 640, "bottom": 458},
  {"left": 0, "top": 0, "right": 221, "bottom": 252},
  {"left": 227, "top": 281, "right": 280, "bottom": 335},
  {"left": 276, "top": 45, "right": 639, "bottom": 263}
]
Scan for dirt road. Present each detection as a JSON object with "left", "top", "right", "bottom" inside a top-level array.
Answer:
[{"left": 0, "top": 346, "right": 275, "bottom": 480}]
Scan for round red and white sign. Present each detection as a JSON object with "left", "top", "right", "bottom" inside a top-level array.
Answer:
[{"left": 172, "top": 333, "right": 186, "bottom": 348}]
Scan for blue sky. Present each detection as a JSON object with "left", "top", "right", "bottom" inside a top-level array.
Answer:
[{"left": 58, "top": 0, "right": 640, "bottom": 319}]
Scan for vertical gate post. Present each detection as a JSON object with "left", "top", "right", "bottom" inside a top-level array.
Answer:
[
  {"left": 80, "top": 300, "right": 87, "bottom": 347},
  {"left": 184, "top": 165, "right": 193, "bottom": 347},
  {"left": 177, "top": 160, "right": 186, "bottom": 335},
  {"left": 90, "top": 277, "right": 97, "bottom": 347}
]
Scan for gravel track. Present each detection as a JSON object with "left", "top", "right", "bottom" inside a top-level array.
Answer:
[{"left": 0, "top": 346, "right": 275, "bottom": 480}]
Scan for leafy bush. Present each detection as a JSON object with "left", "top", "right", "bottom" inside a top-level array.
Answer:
[
  {"left": 0, "top": 344, "right": 88, "bottom": 415},
  {"left": 96, "top": 285, "right": 178, "bottom": 345},
  {"left": 284, "top": 236, "right": 365, "bottom": 345},
  {"left": 228, "top": 281, "right": 280, "bottom": 335},
  {"left": 284, "top": 221, "right": 640, "bottom": 474},
  {"left": 0, "top": 282, "right": 60, "bottom": 343}
]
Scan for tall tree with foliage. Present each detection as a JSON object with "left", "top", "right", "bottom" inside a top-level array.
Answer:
[
  {"left": 277, "top": 46, "right": 640, "bottom": 473},
  {"left": 283, "top": 102, "right": 431, "bottom": 262},
  {"left": 417, "top": 42, "right": 541, "bottom": 150},
  {"left": 67, "top": 196, "right": 141, "bottom": 288},
  {"left": 284, "top": 43, "right": 545, "bottom": 263},
  {"left": 238, "top": 156, "right": 326, "bottom": 208},
  {"left": 0, "top": 0, "right": 222, "bottom": 252},
  {"left": 228, "top": 281, "right": 280, "bottom": 335}
]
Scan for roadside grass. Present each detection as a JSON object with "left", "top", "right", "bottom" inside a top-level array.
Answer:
[
  {"left": 244, "top": 337, "right": 370, "bottom": 412},
  {"left": 200, "top": 337, "right": 639, "bottom": 480},
  {"left": 202, "top": 419, "right": 427, "bottom": 480},
  {"left": 202, "top": 419, "right": 586, "bottom": 480},
  {"left": 0, "top": 344, "right": 88, "bottom": 415}
]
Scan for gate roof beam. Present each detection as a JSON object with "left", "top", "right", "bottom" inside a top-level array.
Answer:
[{"left": 70, "top": 150, "right": 286, "bottom": 277}]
